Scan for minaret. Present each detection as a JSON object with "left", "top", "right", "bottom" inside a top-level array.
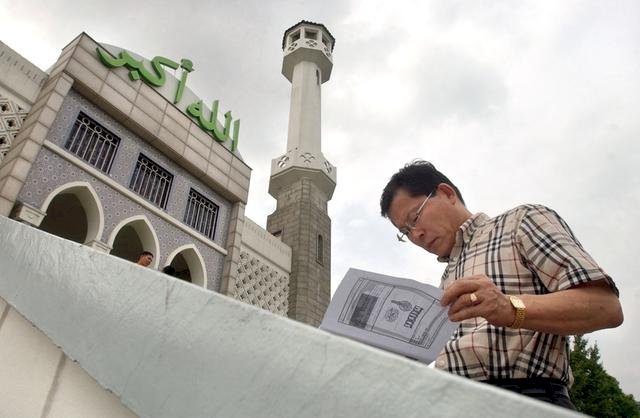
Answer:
[{"left": 267, "top": 21, "right": 336, "bottom": 327}]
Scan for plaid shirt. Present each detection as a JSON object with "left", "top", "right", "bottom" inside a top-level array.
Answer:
[{"left": 435, "top": 204, "right": 618, "bottom": 384}]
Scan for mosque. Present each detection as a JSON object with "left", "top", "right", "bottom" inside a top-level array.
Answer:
[{"left": 0, "top": 20, "right": 336, "bottom": 326}]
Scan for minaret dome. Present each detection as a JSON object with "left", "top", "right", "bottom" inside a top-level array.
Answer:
[{"left": 281, "top": 21, "right": 335, "bottom": 84}]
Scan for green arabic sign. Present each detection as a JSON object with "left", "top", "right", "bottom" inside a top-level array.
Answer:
[{"left": 96, "top": 46, "right": 239, "bottom": 152}]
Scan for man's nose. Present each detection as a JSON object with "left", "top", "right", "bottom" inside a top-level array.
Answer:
[{"left": 408, "top": 227, "right": 424, "bottom": 241}]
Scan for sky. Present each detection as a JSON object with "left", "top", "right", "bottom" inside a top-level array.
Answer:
[{"left": 2, "top": 0, "right": 639, "bottom": 399}]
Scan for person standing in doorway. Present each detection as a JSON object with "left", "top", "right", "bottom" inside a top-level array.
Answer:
[{"left": 136, "top": 251, "right": 154, "bottom": 267}]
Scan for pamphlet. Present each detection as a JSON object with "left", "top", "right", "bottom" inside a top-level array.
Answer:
[{"left": 320, "top": 268, "right": 458, "bottom": 364}]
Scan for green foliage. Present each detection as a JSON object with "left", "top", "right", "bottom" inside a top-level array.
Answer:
[{"left": 570, "top": 335, "right": 639, "bottom": 417}]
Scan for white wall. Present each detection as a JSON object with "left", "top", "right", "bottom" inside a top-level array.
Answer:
[
  {"left": 0, "top": 41, "right": 47, "bottom": 108},
  {"left": 0, "top": 299, "right": 137, "bottom": 418},
  {"left": 0, "top": 217, "right": 580, "bottom": 418},
  {"left": 242, "top": 217, "right": 291, "bottom": 272},
  {"left": 232, "top": 217, "right": 291, "bottom": 314}
]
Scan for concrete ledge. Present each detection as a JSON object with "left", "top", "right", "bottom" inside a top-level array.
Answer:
[
  {"left": 0, "top": 217, "right": 580, "bottom": 418},
  {"left": 0, "top": 304, "right": 63, "bottom": 418},
  {"left": 0, "top": 301, "right": 137, "bottom": 418},
  {"left": 242, "top": 217, "right": 291, "bottom": 272}
]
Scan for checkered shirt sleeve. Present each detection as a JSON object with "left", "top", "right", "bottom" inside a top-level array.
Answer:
[{"left": 436, "top": 204, "right": 618, "bottom": 383}]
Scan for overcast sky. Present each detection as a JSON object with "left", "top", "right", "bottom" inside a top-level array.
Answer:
[{"left": 3, "top": 0, "right": 639, "bottom": 399}]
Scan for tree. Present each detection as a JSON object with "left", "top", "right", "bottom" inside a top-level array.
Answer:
[{"left": 569, "top": 335, "right": 639, "bottom": 417}]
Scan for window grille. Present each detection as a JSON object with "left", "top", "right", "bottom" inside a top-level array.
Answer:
[
  {"left": 184, "top": 188, "right": 219, "bottom": 240},
  {"left": 129, "top": 154, "right": 173, "bottom": 209},
  {"left": 64, "top": 112, "right": 120, "bottom": 173}
]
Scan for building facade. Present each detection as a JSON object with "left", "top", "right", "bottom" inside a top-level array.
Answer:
[{"left": 0, "top": 22, "right": 334, "bottom": 321}]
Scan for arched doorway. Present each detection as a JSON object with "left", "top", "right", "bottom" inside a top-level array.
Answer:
[
  {"left": 40, "top": 193, "right": 87, "bottom": 243},
  {"left": 39, "top": 182, "right": 104, "bottom": 244},
  {"left": 108, "top": 215, "right": 159, "bottom": 269},
  {"left": 170, "top": 253, "right": 192, "bottom": 282},
  {"left": 165, "top": 245, "right": 207, "bottom": 287}
]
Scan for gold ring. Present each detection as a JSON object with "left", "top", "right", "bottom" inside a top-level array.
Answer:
[{"left": 470, "top": 293, "right": 478, "bottom": 304}]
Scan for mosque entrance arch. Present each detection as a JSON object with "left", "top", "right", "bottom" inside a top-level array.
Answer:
[
  {"left": 108, "top": 215, "right": 159, "bottom": 269},
  {"left": 165, "top": 245, "right": 207, "bottom": 287},
  {"left": 39, "top": 182, "right": 104, "bottom": 244}
]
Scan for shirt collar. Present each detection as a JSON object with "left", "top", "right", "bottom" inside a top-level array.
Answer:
[{"left": 437, "top": 212, "right": 490, "bottom": 263}]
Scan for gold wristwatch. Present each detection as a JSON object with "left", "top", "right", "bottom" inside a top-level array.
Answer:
[{"left": 509, "top": 296, "right": 526, "bottom": 329}]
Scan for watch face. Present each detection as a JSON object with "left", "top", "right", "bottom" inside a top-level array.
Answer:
[{"left": 511, "top": 297, "right": 525, "bottom": 309}]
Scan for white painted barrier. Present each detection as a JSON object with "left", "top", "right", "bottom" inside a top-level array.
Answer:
[{"left": 0, "top": 217, "right": 581, "bottom": 417}]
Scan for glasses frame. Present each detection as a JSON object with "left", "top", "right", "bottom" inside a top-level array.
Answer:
[{"left": 396, "top": 191, "right": 435, "bottom": 242}]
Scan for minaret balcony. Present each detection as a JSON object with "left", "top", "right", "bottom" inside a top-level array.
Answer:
[
  {"left": 281, "top": 22, "right": 334, "bottom": 84},
  {"left": 282, "top": 45, "right": 333, "bottom": 84},
  {"left": 269, "top": 150, "right": 336, "bottom": 199}
]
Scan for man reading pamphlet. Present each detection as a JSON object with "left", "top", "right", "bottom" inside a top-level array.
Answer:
[{"left": 373, "top": 160, "right": 623, "bottom": 410}]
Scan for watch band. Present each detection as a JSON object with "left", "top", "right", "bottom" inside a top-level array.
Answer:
[{"left": 509, "top": 296, "right": 526, "bottom": 329}]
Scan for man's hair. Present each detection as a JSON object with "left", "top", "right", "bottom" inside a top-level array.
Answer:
[
  {"left": 380, "top": 160, "right": 465, "bottom": 217},
  {"left": 162, "top": 265, "right": 177, "bottom": 276},
  {"left": 139, "top": 251, "right": 154, "bottom": 258}
]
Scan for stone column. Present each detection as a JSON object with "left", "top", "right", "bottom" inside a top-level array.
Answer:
[{"left": 220, "top": 202, "right": 245, "bottom": 295}]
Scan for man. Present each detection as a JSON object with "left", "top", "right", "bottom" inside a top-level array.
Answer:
[
  {"left": 380, "top": 160, "right": 623, "bottom": 409},
  {"left": 136, "top": 251, "right": 154, "bottom": 267},
  {"left": 162, "top": 265, "right": 177, "bottom": 277}
]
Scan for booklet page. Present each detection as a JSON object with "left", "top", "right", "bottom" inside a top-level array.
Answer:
[{"left": 320, "top": 268, "right": 458, "bottom": 364}]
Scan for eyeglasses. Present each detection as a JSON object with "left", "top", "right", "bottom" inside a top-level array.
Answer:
[{"left": 396, "top": 191, "right": 434, "bottom": 242}]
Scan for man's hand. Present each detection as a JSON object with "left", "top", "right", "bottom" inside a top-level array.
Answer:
[
  {"left": 440, "top": 275, "right": 516, "bottom": 327},
  {"left": 440, "top": 275, "right": 622, "bottom": 334}
]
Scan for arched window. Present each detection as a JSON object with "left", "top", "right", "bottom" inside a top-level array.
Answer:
[
  {"left": 108, "top": 215, "right": 160, "bottom": 269},
  {"left": 164, "top": 244, "right": 207, "bottom": 288},
  {"left": 316, "top": 234, "right": 324, "bottom": 265},
  {"left": 39, "top": 181, "right": 104, "bottom": 245}
]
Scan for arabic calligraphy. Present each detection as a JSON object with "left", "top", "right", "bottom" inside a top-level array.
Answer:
[
  {"left": 96, "top": 47, "right": 239, "bottom": 152},
  {"left": 174, "top": 58, "right": 193, "bottom": 105},
  {"left": 96, "top": 47, "right": 181, "bottom": 88},
  {"left": 186, "top": 100, "right": 240, "bottom": 151}
]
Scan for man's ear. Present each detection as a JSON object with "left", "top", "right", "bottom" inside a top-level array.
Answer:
[{"left": 436, "top": 183, "right": 458, "bottom": 204}]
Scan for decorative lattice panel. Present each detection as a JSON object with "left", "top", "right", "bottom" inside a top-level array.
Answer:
[
  {"left": 0, "top": 95, "right": 29, "bottom": 163},
  {"left": 233, "top": 251, "right": 289, "bottom": 315}
]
